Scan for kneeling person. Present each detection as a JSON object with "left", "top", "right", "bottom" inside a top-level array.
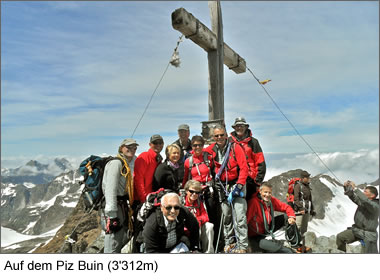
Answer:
[
  {"left": 143, "top": 193, "right": 200, "bottom": 253},
  {"left": 184, "top": 180, "right": 215, "bottom": 253},
  {"left": 247, "top": 182, "right": 297, "bottom": 253}
]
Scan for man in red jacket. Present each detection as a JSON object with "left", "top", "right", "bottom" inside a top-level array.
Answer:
[
  {"left": 230, "top": 117, "right": 266, "bottom": 200},
  {"left": 247, "top": 182, "right": 296, "bottom": 253},
  {"left": 205, "top": 124, "right": 249, "bottom": 253},
  {"left": 133, "top": 134, "right": 164, "bottom": 203}
]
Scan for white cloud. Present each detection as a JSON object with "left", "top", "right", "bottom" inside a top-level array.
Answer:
[
  {"left": 265, "top": 148, "right": 379, "bottom": 184},
  {"left": 1, "top": 1, "right": 378, "bottom": 162}
]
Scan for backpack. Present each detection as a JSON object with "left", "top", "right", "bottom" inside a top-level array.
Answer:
[
  {"left": 286, "top": 178, "right": 301, "bottom": 209},
  {"left": 187, "top": 152, "right": 212, "bottom": 181},
  {"left": 136, "top": 188, "right": 174, "bottom": 223},
  {"left": 79, "top": 155, "right": 123, "bottom": 212}
]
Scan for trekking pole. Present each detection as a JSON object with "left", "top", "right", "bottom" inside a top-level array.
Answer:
[
  {"left": 58, "top": 202, "right": 97, "bottom": 252},
  {"left": 215, "top": 212, "right": 224, "bottom": 253}
]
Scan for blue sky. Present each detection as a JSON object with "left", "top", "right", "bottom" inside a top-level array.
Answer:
[{"left": 1, "top": 1, "right": 379, "bottom": 179}]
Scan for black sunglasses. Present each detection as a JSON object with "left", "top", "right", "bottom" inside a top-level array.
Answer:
[
  {"left": 125, "top": 145, "right": 137, "bottom": 150},
  {"left": 188, "top": 189, "right": 201, "bottom": 195},
  {"left": 164, "top": 205, "right": 180, "bottom": 211},
  {"left": 214, "top": 134, "right": 225, "bottom": 138},
  {"left": 152, "top": 140, "right": 164, "bottom": 145},
  {"left": 192, "top": 144, "right": 203, "bottom": 148}
]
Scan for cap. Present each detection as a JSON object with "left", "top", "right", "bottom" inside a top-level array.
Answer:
[
  {"left": 150, "top": 134, "right": 164, "bottom": 143},
  {"left": 120, "top": 138, "right": 139, "bottom": 147},
  {"left": 178, "top": 124, "right": 190, "bottom": 131},
  {"left": 300, "top": 171, "right": 311, "bottom": 178},
  {"left": 232, "top": 117, "right": 249, "bottom": 128}
]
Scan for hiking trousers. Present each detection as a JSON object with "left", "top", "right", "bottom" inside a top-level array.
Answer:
[
  {"left": 102, "top": 204, "right": 130, "bottom": 253},
  {"left": 296, "top": 213, "right": 310, "bottom": 236},
  {"left": 248, "top": 214, "right": 293, "bottom": 253},
  {"left": 336, "top": 228, "right": 378, "bottom": 253},
  {"left": 221, "top": 185, "right": 248, "bottom": 250},
  {"left": 200, "top": 222, "right": 215, "bottom": 253}
]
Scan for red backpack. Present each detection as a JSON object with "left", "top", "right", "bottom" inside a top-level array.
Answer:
[{"left": 286, "top": 178, "right": 301, "bottom": 208}]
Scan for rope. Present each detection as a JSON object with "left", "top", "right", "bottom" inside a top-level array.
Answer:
[
  {"left": 246, "top": 66, "right": 343, "bottom": 184},
  {"left": 59, "top": 209, "right": 90, "bottom": 252},
  {"left": 131, "top": 35, "right": 184, "bottom": 138}
]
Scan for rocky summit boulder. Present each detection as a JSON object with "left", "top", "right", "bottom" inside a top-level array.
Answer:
[
  {"left": 267, "top": 169, "right": 334, "bottom": 220},
  {"left": 33, "top": 195, "right": 102, "bottom": 253}
]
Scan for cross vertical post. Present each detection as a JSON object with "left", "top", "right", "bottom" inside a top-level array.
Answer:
[
  {"left": 171, "top": 2, "right": 246, "bottom": 141},
  {"left": 208, "top": 1, "right": 224, "bottom": 122}
]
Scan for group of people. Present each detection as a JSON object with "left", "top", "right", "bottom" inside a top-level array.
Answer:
[{"left": 100, "top": 117, "right": 379, "bottom": 254}]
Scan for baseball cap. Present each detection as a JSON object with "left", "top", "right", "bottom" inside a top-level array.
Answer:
[
  {"left": 178, "top": 124, "right": 190, "bottom": 131},
  {"left": 120, "top": 138, "right": 139, "bottom": 147},
  {"left": 150, "top": 134, "right": 164, "bottom": 143},
  {"left": 300, "top": 171, "right": 311, "bottom": 178}
]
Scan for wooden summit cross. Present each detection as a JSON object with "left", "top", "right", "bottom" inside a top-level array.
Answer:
[{"left": 171, "top": 1, "right": 246, "bottom": 140}]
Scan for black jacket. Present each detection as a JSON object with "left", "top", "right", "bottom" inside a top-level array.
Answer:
[
  {"left": 153, "top": 160, "right": 180, "bottom": 192},
  {"left": 293, "top": 181, "right": 314, "bottom": 213},
  {"left": 173, "top": 139, "right": 192, "bottom": 182},
  {"left": 143, "top": 206, "right": 200, "bottom": 253}
]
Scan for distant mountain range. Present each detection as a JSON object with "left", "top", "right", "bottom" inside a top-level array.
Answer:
[
  {"left": 1, "top": 158, "right": 73, "bottom": 185},
  {"left": 1, "top": 158, "right": 82, "bottom": 239},
  {"left": 1, "top": 158, "right": 378, "bottom": 253}
]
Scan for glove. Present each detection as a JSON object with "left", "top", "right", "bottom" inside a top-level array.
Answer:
[
  {"left": 227, "top": 184, "right": 244, "bottom": 204},
  {"left": 106, "top": 217, "right": 122, "bottom": 234}
]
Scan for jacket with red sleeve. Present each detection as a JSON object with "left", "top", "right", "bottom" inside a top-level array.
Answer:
[
  {"left": 247, "top": 192, "right": 296, "bottom": 237},
  {"left": 229, "top": 129, "right": 266, "bottom": 185},
  {"left": 182, "top": 151, "right": 213, "bottom": 187},
  {"left": 133, "top": 148, "right": 161, "bottom": 203},
  {"left": 204, "top": 142, "right": 248, "bottom": 185},
  {"left": 184, "top": 196, "right": 209, "bottom": 227}
]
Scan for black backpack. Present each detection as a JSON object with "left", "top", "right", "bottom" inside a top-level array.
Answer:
[
  {"left": 79, "top": 155, "right": 123, "bottom": 212},
  {"left": 136, "top": 188, "right": 174, "bottom": 223}
]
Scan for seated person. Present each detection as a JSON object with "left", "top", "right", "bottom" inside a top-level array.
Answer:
[
  {"left": 247, "top": 182, "right": 297, "bottom": 253},
  {"left": 184, "top": 180, "right": 215, "bottom": 253},
  {"left": 336, "top": 181, "right": 379, "bottom": 253},
  {"left": 142, "top": 192, "right": 200, "bottom": 253}
]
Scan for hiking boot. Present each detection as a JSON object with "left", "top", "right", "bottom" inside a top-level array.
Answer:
[
  {"left": 223, "top": 243, "right": 236, "bottom": 253},
  {"left": 232, "top": 248, "right": 247, "bottom": 253},
  {"left": 296, "top": 246, "right": 312, "bottom": 253}
]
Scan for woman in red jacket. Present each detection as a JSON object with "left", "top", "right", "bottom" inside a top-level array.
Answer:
[
  {"left": 182, "top": 135, "right": 220, "bottom": 249},
  {"left": 184, "top": 180, "right": 215, "bottom": 253},
  {"left": 182, "top": 135, "right": 213, "bottom": 187},
  {"left": 247, "top": 182, "right": 297, "bottom": 253}
]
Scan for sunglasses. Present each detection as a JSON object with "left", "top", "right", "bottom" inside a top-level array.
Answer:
[
  {"left": 152, "top": 141, "right": 164, "bottom": 145},
  {"left": 192, "top": 144, "right": 203, "bottom": 148},
  {"left": 164, "top": 205, "right": 180, "bottom": 211},
  {"left": 125, "top": 145, "right": 137, "bottom": 150},
  {"left": 188, "top": 189, "right": 201, "bottom": 195},
  {"left": 214, "top": 134, "right": 225, "bottom": 138}
]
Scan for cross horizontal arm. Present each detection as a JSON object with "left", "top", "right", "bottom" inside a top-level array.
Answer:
[{"left": 172, "top": 7, "right": 246, "bottom": 74}]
